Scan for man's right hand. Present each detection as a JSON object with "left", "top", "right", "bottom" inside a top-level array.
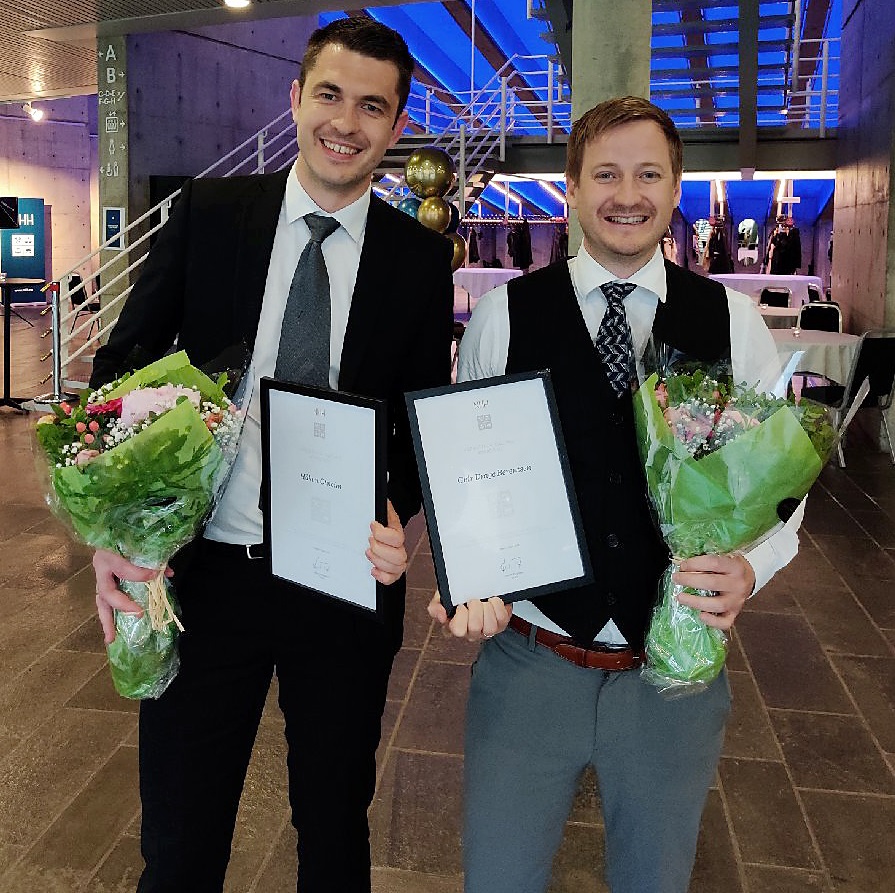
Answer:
[
  {"left": 427, "top": 591, "right": 513, "bottom": 643},
  {"left": 93, "top": 550, "right": 165, "bottom": 644}
]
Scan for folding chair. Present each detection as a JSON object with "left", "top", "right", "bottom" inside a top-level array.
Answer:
[
  {"left": 802, "top": 329, "right": 895, "bottom": 467},
  {"left": 797, "top": 301, "right": 842, "bottom": 333},
  {"left": 759, "top": 286, "right": 791, "bottom": 308},
  {"left": 806, "top": 283, "right": 824, "bottom": 303},
  {"left": 69, "top": 273, "right": 102, "bottom": 338}
]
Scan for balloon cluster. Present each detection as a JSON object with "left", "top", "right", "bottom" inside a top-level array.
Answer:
[{"left": 400, "top": 146, "right": 466, "bottom": 272}]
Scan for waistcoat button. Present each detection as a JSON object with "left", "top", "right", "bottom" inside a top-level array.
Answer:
[
  {"left": 606, "top": 533, "right": 620, "bottom": 548},
  {"left": 606, "top": 592, "right": 617, "bottom": 605}
]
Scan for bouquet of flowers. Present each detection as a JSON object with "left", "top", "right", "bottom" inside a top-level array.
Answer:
[
  {"left": 34, "top": 350, "right": 244, "bottom": 699},
  {"left": 632, "top": 355, "right": 837, "bottom": 697}
]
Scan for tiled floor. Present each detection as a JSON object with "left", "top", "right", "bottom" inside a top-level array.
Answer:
[{"left": 1, "top": 302, "right": 894, "bottom": 892}]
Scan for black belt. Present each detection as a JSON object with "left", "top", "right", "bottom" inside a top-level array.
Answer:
[{"left": 508, "top": 616, "right": 645, "bottom": 672}]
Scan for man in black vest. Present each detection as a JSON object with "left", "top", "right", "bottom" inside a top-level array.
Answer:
[{"left": 430, "top": 97, "right": 801, "bottom": 892}]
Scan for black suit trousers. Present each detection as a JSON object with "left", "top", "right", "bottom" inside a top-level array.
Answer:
[{"left": 136, "top": 538, "right": 403, "bottom": 893}]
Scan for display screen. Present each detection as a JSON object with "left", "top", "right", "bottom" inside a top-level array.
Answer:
[{"left": 0, "top": 197, "right": 19, "bottom": 230}]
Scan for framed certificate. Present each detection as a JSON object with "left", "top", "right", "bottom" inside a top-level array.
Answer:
[
  {"left": 260, "top": 378, "right": 387, "bottom": 616},
  {"left": 405, "top": 371, "right": 593, "bottom": 612}
]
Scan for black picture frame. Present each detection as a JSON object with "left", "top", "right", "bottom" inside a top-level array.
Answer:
[
  {"left": 405, "top": 370, "right": 593, "bottom": 613},
  {"left": 260, "top": 377, "right": 388, "bottom": 619}
]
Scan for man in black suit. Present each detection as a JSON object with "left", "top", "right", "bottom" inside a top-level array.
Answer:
[{"left": 90, "top": 18, "right": 453, "bottom": 893}]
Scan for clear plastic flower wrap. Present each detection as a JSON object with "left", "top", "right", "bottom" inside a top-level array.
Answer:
[
  {"left": 34, "top": 350, "right": 247, "bottom": 699},
  {"left": 632, "top": 346, "right": 838, "bottom": 698}
]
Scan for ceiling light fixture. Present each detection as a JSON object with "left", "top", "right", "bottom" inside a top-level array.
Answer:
[
  {"left": 224, "top": 0, "right": 252, "bottom": 8},
  {"left": 23, "top": 102, "right": 44, "bottom": 122}
]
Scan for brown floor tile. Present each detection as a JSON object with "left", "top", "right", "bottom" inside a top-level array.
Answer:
[
  {"left": 547, "top": 822, "right": 605, "bottom": 893},
  {"left": 423, "top": 623, "right": 482, "bottom": 664},
  {"left": 387, "top": 647, "right": 422, "bottom": 703},
  {"left": 719, "top": 758, "right": 819, "bottom": 869},
  {"left": 742, "top": 864, "right": 831, "bottom": 892},
  {"left": 58, "top": 616, "right": 107, "bottom": 654},
  {"left": 83, "top": 835, "right": 144, "bottom": 893},
  {"left": 567, "top": 766, "right": 601, "bottom": 825},
  {"left": 242, "top": 820, "right": 296, "bottom": 893},
  {"left": 378, "top": 698, "right": 402, "bottom": 772},
  {"left": 745, "top": 575, "right": 803, "bottom": 614},
  {"left": 735, "top": 613, "right": 853, "bottom": 713},
  {"left": 403, "top": 588, "right": 436, "bottom": 649},
  {"left": 802, "top": 491, "right": 863, "bottom": 537},
  {"left": 845, "top": 573, "right": 895, "bottom": 628},
  {"left": 393, "top": 660, "right": 470, "bottom": 755},
  {"left": 226, "top": 721, "right": 291, "bottom": 891},
  {"left": 850, "top": 508, "right": 895, "bottom": 549},
  {"left": 0, "top": 504, "right": 51, "bottom": 541},
  {"left": 772, "top": 541, "right": 840, "bottom": 590},
  {"left": 724, "top": 670, "right": 781, "bottom": 760},
  {"left": 0, "top": 708, "right": 134, "bottom": 849},
  {"left": 769, "top": 709, "right": 895, "bottom": 794},
  {"left": 21, "top": 745, "right": 139, "bottom": 872},
  {"left": 66, "top": 664, "right": 141, "bottom": 714},
  {"left": 405, "top": 551, "right": 437, "bottom": 591},
  {"left": 370, "top": 750, "right": 463, "bottom": 875},
  {"left": 800, "top": 790, "right": 895, "bottom": 893},
  {"left": 372, "top": 867, "right": 463, "bottom": 893},
  {"left": 793, "top": 583, "right": 892, "bottom": 657},
  {"left": 812, "top": 534, "right": 895, "bottom": 580},
  {"left": 689, "top": 789, "right": 744, "bottom": 893},
  {"left": 830, "top": 654, "right": 895, "bottom": 752},
  {"left": 0, "top": 649, "right": 108, "bottom": 760}
]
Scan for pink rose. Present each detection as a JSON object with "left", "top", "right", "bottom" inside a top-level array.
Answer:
[
  {"left": 86, "top": 397, "right": 123, "bottom": 416},
  {"left": 75, "top": 449, "right": 100, "bottom": 466},
  {"left": 119, "top": 385, "right": 201, "bottom": 427}
]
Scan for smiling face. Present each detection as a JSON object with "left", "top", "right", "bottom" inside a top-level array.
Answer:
[
  {"left": 567, "top": 119, "right": 681, "bottom": 279},
  {"left": 291, "top": 42, "right": 409, "bottom": 212}
]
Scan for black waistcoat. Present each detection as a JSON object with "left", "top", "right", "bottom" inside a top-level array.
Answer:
[{"left": 505, "top": 259, "right": 731, "bottom": 648}]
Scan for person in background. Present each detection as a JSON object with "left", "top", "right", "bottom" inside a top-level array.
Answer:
[
  {"left": 430, "top": 96, "right": 802, "bottom": 893},
  {"left": 90, "top": 18, "right": 454, "bottom": 893}
]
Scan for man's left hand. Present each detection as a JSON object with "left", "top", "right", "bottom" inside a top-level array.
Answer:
[
  {"left": 367, "top": 500, "right": 407, "bottom": 585},
  {"left": 673, "top": 553, "right": 755, "bottom": 631}
]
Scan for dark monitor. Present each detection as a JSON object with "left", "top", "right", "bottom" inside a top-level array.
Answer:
[{"left": 0, "top": 197, "right": 19, "bottom": 229}]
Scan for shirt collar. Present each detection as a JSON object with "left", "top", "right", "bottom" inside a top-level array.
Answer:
[
  {"left": 285, "top": 162, "right": 370, "bottom": 246},
  {"left": 572, "top": 245, "right": 668, "bottom": 303}
]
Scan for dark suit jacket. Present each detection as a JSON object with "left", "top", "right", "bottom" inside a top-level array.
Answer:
[{"left": 91, "top": 169, "right": 454, "bottom": 527}]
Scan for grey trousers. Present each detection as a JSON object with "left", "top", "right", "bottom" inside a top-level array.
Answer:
[{"left": 463, "top": 624, "right": 731, "bottom": 893}]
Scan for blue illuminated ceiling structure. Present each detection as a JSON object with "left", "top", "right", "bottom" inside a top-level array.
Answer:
[{"left": 320, "top": 1, "right": 840, "bottom": 221}]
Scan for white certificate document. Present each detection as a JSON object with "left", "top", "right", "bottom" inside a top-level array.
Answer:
[
  {"left": 261, "top": 380, "right": 385, "bottom": 614},
  {"left": 407, "top": 373, "right": 591, "bottom": 610}
]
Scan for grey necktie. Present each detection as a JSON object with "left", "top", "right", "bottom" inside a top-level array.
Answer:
[
  {"left": 274, "top": 213, "right": 340, "bottom": 386},
  {"left": 596, "top": 281, "right": 637, "bottom": 397}
]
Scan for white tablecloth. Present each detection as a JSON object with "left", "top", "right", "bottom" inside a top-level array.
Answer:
[
  {"left": 758, "top": 305, "right": 800, "bottom": 329},
  {"left": 453, "top": 267, "right": 523, "bottom": 301},
  {"left": 710, "top": 273, "right": 824, "bottom": 307},
  {"left": 772, "top": 330, "right": 860, "bottom": 385}
]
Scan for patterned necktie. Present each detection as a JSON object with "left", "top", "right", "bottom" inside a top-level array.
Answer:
[
  {"left": 274, "top": 213, "right": 340, "bottom": 386},
  {"left": 596, "top": 281, "right": 637, "bottom": 397}
]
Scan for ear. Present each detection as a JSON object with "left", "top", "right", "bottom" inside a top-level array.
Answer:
[
  {"left": 566, "top": 176, "right": 579, "bottom": 212},
  {"left": 672, "top": 177, "right": 682, "bottom": 209},
  {"left": 290, "top": 80, "right": 302, "bottom": 122},
  {"left": 389, "top": 109, "right": 410, "bottom": 148}
]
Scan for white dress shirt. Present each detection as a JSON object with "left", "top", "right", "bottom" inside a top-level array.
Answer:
[
  {"left": 205, "top": 164, "right": 370, "bottom": 545},
  {"left": 458, "top": 246, "right": 804, "bottom": 643}
]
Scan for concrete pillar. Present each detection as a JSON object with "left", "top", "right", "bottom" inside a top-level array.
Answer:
[
  {"left": 833, "top": 0, "right": 895, "bottom": 447},
  {"left": 568, "top": 0, "right": 652, "bottom": 253},
  {"left": 96, "top": 36, "right": 131, "bottom": 324}
]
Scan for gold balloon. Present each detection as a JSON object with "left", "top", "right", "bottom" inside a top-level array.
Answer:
[
  {"left": 416, "top": 196, "right": 452, "bottom": 233},
  {"left": 404, "top": 147, "right": 456, "bottom": 199},
  {"left": 445, "top": 232, "right": 466, "bottom": 272}
]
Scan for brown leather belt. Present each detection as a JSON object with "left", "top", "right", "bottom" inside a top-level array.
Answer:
[{"left": 508, "top": 615, "right": 645, "bottom": 672}]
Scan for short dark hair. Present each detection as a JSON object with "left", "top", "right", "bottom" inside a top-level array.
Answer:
[
  {"left": 565, "top": 96, "right": 684, "bottom": 185},
  {"left": 299, "top": 18, "right": 415, "bottom": 119}
]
